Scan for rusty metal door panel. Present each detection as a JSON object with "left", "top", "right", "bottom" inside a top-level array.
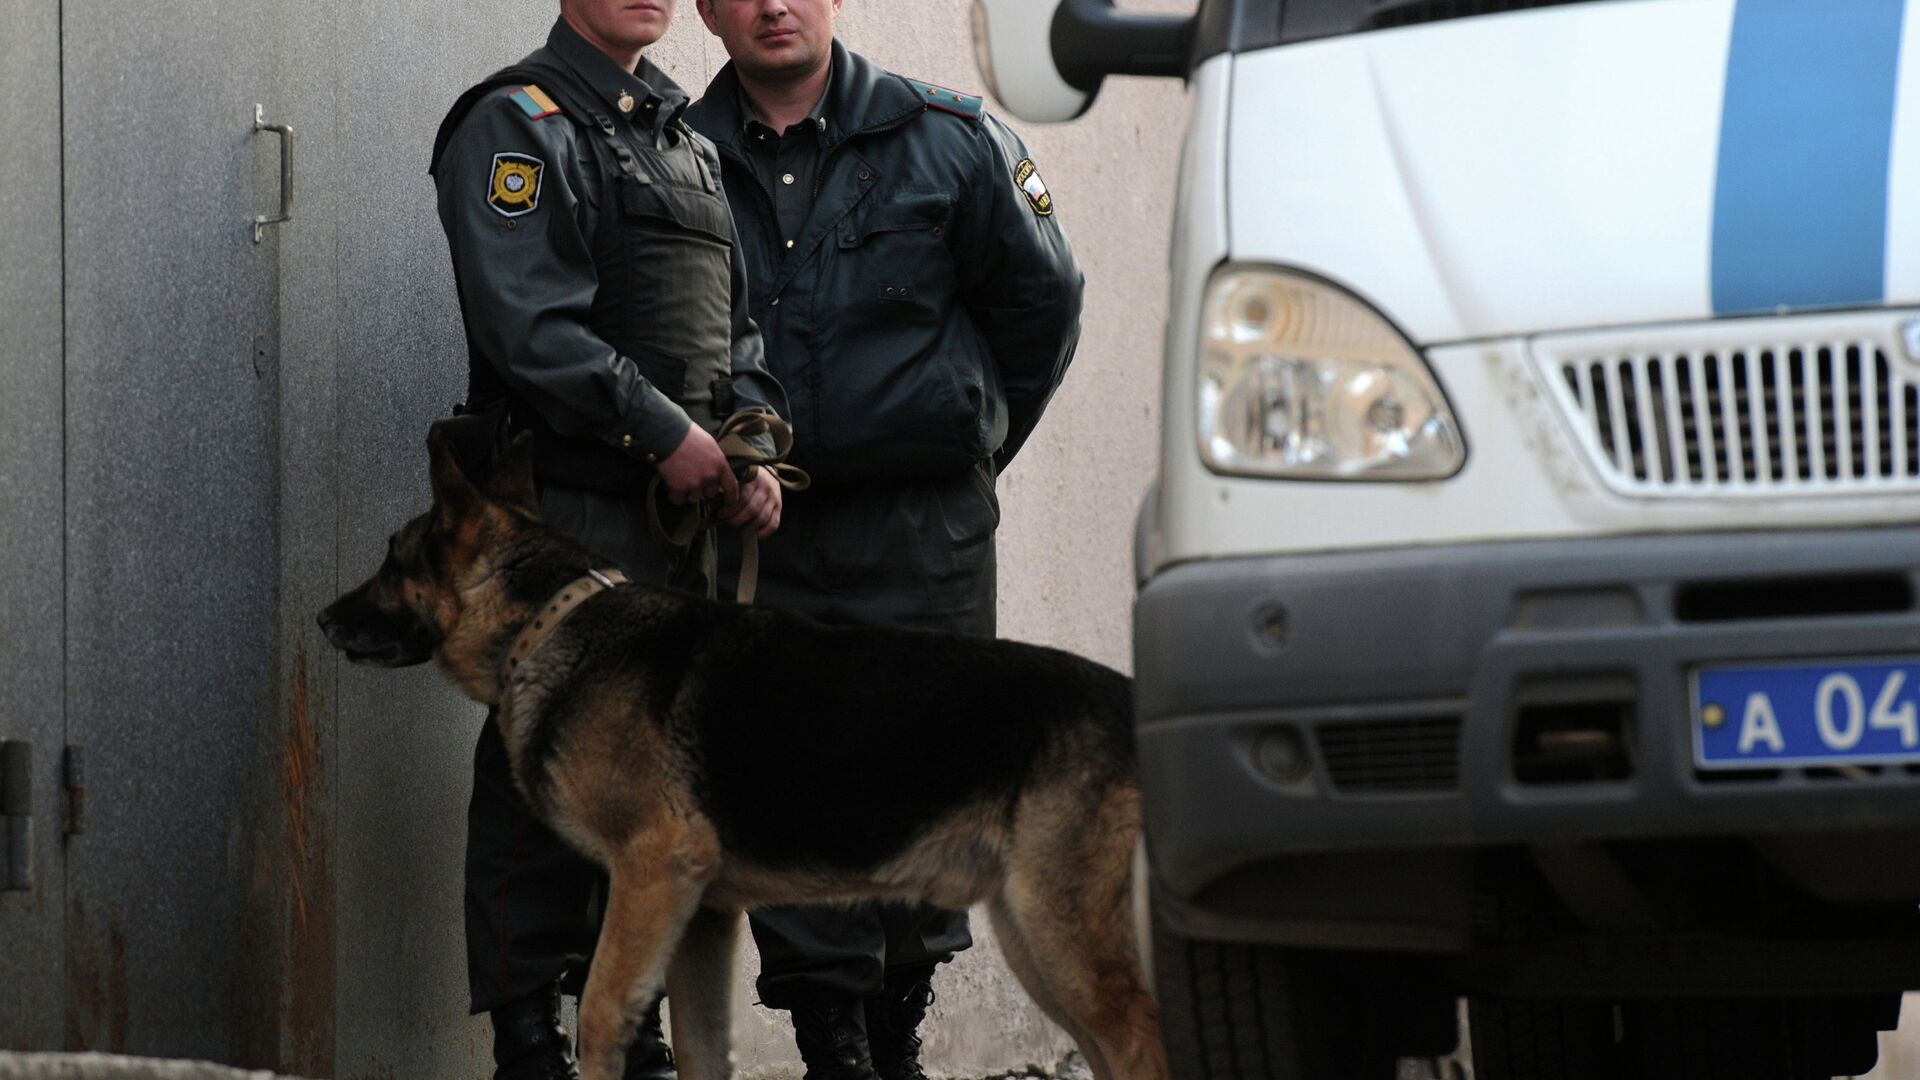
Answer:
[
  {"left": 265, "top": 11, "right": 344, "bottom": 1079},
  {"left": 0, "top": 0, "right": 70, "bottom": 1051},
  {"left": 59, "top": 0, "right": 290, "bottom": 1063},
  {"left": 316, "top": 4, "right": 553, "bottom": 1074}
]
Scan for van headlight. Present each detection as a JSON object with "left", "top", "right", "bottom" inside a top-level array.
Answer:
[{"left": 1197, "top": 269, "right": 1465, "bottom": 479}]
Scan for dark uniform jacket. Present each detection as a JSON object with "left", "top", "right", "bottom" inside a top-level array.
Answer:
[
  {"left": 438, "top": 23, "right": 790, "bottom": 1018},
  {"left": 431, "top": 19, "right": 785, "bottom": 497},
  {"left": 686, "top": 43, "right": 1084, "bottom": 486}
]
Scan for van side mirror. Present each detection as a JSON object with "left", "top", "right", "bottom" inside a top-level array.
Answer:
[{"left": 971, "top": 0, "right": 1195, "bottom": 123}]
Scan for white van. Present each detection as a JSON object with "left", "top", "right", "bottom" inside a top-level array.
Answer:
[{"left": 974, "top": 1, "right": 1920, "bottom": 1076}]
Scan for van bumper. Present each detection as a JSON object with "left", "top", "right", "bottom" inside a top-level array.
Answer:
[{"left": 1134, "top": 528, "right": 1920, "bottom": 938}]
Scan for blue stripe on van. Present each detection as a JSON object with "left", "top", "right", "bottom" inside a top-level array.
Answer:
[{"left": 1711, "top": 0, "right": 1908, "bottom": 315}]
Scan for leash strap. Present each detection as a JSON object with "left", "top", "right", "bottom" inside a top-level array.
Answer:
[
  {"left": 500, "top": 569, "right": 630, "bottom": 679},
  {"left": 646, "top": 411, "right": 811, "bottom": 605}
]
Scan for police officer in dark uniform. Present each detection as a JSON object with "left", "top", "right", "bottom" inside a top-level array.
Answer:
[
  {"left": 429, "top": 2, "right": 788, "bottom": 1077},
  {"left": 687, "top": 2, "right": 1085, "bottom": 1078}
]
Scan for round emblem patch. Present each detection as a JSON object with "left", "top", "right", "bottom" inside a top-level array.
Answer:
[
  {"left": 489, "top": 152, "right": 545, "bottom": 218},
  {"left": 1015, "top": 158, "right": 1053, "bottom": 217}
]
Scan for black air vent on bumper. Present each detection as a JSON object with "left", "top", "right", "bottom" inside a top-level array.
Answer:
[
  {"left": 1315, "top": 716, "right": 1463, "bottom": 794},
  {"left": 1674, "top": 573, "right": 1913, "bottom": 623}
]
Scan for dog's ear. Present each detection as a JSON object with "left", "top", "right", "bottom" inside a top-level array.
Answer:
[
  {"left": 427, "top": 421, "right": 481, "bottom": 529},
  {"left": 486, "top": 431, "right": 540, "bottom": 517}
]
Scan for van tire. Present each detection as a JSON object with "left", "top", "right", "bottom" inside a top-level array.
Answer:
[
  {"left": 1467, "top": 998, "right": 1623, "bottom": 1080},
  {"left": 1467, "top": 856, "right": 1628, "bottom": 1080},
  {"left": 1150, "top": 905, "right": 1401, "bottom": 1080}
]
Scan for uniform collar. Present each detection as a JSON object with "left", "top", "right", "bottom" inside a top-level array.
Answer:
[
  {"left": 739, "top": 63, "right": 833, "bottom": 142},
  {"left": 546, "top": 17, "right": 690, "bottom": 131},
  {"left": 689, "top": 40, "right": 924, "bottom": 156}
]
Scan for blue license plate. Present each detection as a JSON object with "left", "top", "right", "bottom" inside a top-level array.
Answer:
[{"left": 1694, "top": 658, "right": 1920, "bottom": 769}]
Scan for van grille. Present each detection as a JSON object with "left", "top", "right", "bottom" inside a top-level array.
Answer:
[
  {"left": 1315, "top": 716, "right": 1462, "bottom": 793},
  {"left": 1536, "top": 327, "right": 1920, "bottom": 497}
]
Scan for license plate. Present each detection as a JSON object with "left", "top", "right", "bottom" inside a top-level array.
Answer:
[{"left": 1693, "top": 658, "right": 1920, "bottom": 769}]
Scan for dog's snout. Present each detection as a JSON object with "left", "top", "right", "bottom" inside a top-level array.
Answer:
[
  {"left": 315, "top": 584, "right": 438, "bottom": 668},
  {"left": 317, "top": 594, "right": 356, "bottom": 640},
  {"left": 317, "top": 607, "right": 346, "bottom": 646},
  {"left": 315, "top": 591, "right": 378, "bottom": 657}
]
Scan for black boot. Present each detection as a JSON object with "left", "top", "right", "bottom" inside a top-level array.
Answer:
[
  {"left": 622, "top": 998, "right": 677, "bottom": 1080},
  {"left": 489, "top": 982, "right": 580, "bottom": 1080},
  {"left": 789, "top": 991, "right": 881, "bottom": 1080},
  {"left": 867, "top": 967, "right": 938, "bottom": 1080}
]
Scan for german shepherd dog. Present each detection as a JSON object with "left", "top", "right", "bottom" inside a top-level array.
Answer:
[{"left": 317, "top": 426, "right": 1167, "bottom": 1080}]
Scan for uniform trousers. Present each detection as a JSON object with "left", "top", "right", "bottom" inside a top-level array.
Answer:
[
  {"left": 718, "top": 464, "right": 998, "bottom": 1008},
  {"left": 465, "top": 483, "right": 710, "bottom": 1013}
]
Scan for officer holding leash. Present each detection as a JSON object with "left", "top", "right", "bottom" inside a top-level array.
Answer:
[
  {"left": 687, "top": 1, "right": 1086, "bottom": 1078},
  {"left": 429, "top": 1, "right": 787, "bottom": 1077}
]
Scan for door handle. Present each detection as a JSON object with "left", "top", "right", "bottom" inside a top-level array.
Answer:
[
  {"left": 1, "top": 741, "right": 31, "bottom": 891},
  {"left": 252, "top": 104, "right": 294, "bottom": 244}
]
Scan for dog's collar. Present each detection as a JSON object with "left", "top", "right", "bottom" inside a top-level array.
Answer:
[{"left": 502, "top": 569, "right": 629, "bottom": 678}]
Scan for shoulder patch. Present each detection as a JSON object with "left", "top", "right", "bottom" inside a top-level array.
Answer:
[
  {"left": 508, "top": 85, "right": 563, "bottom": 121},
  {"left": 488, "top": 152, "right": 544, "bottom": 217},
  {"left": 1015, "top": 158, "right": 1053, "bottom": 217},
  {"left": 904, "top": 78, "right": 983, "bottom": 121}
]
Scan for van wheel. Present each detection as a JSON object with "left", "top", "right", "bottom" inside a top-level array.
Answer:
[
  {"left": 1467, "top": 998, "right": 1625, "bottom": 1080},
  {"left": 1150, "top": 904, "right": 1405, "bottom": 1079}
]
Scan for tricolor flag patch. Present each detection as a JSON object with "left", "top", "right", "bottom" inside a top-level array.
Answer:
[
  {"left": 1015, "top": 158, "right": 1053, "bottom": 217},
  {"left": 509, "top": 85, "right": 562, "bottom": 121}
]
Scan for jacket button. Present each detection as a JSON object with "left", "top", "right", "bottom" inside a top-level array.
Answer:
[
  {"left": 931, "top": 226, "right": 943, "bottom": 237},
  {"left": 645, "top": 453, "right": 657, "bottom": 464},
  {"left": 622, "top": 434, "right": 634, "bottom": 447},
  {"left": 858, "top": 170, "right": 871, "bottom": 182}
]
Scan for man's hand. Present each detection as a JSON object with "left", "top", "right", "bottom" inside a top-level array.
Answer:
[
  {"left": 655, "top": 423, "right": 738, "bottom": 506},
  {"left": 721, "top": 466, "right": 783, "bottom": 538}
]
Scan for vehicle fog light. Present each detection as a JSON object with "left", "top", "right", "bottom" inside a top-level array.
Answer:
[{"left": 1254, "top": 727, "right": 1312, "bottom": 785}]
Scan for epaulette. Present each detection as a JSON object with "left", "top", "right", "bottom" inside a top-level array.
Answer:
[
  {"left": 903, "top": 78, "right": 984, "bottom": 121},
  {"left": 507, "top": 84, "right": 564, "bottom": 121}
]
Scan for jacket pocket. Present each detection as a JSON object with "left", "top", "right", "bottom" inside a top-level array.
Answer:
[
  {"left": 808, "top": 193, "right": 981, "bottom": 478},
  {"left": 808, "top": 347, "right": 992, "bottom": 478},
  {"left": 839, "top": 191, "right": 950, "bottom": 247},
  {"left": 622, "top": 177, "right": 732, "bottom": 249},
  {"left": 834, "top": 190, "right": 954, "bottom": 321},
  {"left": 619, "top": 177, "right": 734, "bottom": 368}
]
